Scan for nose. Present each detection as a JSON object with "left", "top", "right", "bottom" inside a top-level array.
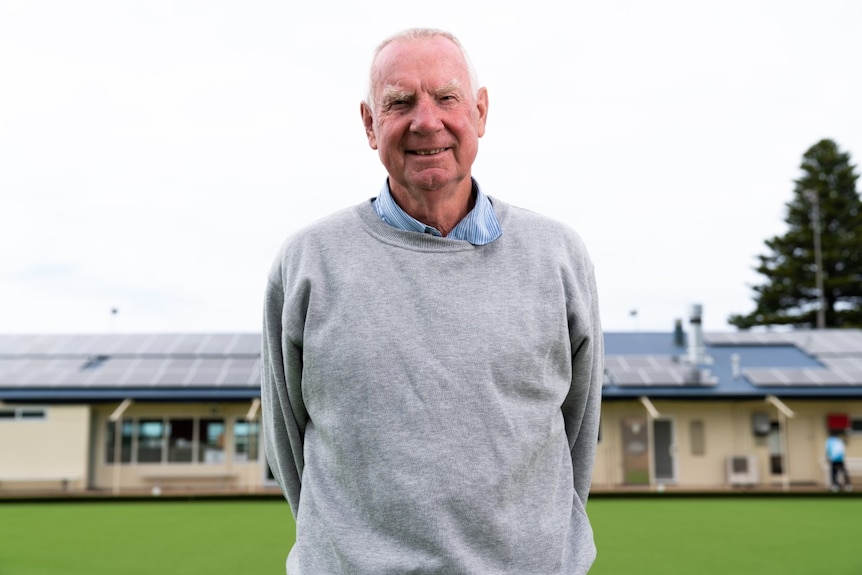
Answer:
[{"left": 409, "top": 97, "right": 443, "bottom": 134}]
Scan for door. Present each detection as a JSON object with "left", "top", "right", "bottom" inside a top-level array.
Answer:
[
  {"left": 768, "top": 421, "right": 784, "bottom": 476},
  {"left": 653, "top": 418, "right": 676, "bottom": 484},
  {"left": 621, "top": 416, "right": 650, "bottom": 485}
]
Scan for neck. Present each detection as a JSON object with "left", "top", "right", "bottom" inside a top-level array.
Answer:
[{"left": 389, "top": 178, "right": 475, "bottom": 237}]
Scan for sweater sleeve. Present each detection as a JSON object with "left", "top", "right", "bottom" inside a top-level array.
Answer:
[
  {"left": 261, "top": 272, "right": 307, "bottom": 516},
  {"left": 562, "top": 259, "right": 604, "bottom": 507}
]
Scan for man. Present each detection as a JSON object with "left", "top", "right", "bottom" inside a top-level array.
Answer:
[
  {"left": 262, "top": 28, "right": 603, "bottom": 574},
  {"left": 826, "top": 431, "right": 851, "bottom": 492}
]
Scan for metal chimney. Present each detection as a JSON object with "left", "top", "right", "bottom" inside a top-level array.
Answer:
[
  {"left": 673, "top": 319, "right": 685, "bottom": 348},
  {"left": 687, "top": 304, "right": 706, "bottom": 364}
]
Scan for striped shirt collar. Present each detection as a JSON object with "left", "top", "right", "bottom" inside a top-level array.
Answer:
[{"left": 373, "top": 179, "right": 502, "bottom": 245}]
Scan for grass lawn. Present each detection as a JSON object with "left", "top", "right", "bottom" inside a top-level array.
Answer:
[
  {"left": 0, "top": 499, "right": 295, "bottom": 575},
  {"left": 2, "top": 496, "right": 860, "bottom": 574},
  {"left": 590, "top": 497, "right": 862, "bottom": 575}
]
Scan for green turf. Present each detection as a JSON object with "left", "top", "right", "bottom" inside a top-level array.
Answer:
[
  {"left": 589, "top": 497, "right": 862, "bottom": 575},
  {"left": 0, "top": 500, "right": 295, "bottom": 575},
  {"left": 1, "top": 497, "right": 860, "bottom": 574}
]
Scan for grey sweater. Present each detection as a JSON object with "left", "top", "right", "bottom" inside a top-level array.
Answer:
[{"left": 262, "top": 197, "right": 603, "bottom": 574}]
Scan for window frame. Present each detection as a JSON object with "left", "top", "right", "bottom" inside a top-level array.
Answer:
[
  {"left": 233, "top": 418, "right": 260, "bottom": 463},
  {"left": 105, "top": 415, "right": 227, "bottom": 465},
  {"left": 0, "top": 406, "right": 47, "bottom": 421},
  {"left": 689, "top": 419, "right": 706, "bottom": 456}
]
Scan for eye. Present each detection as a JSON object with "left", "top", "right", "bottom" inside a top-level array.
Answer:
[
  {"left": 438, "top": 94, "right": 460, "bottom": 106},
  {"left": 383, "top": 98, "right": 411, "bottom": 111}
]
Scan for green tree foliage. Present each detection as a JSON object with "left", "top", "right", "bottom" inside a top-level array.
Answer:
[{"left": 729, "top": 139, "right": 862, "bottom": 329}]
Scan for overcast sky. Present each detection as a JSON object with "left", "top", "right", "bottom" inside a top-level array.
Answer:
[{"left": 2, "top": 0, "right": 861, "bottom": 335}]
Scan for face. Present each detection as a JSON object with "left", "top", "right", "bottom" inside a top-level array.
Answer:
[{"left": 361, "top": 36, "right": 488, "bottom": 202}]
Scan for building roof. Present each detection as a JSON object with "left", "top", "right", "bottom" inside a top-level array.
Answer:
[
  {"left": 0, "top": 333, "right": 260, "bottom": 401},
  {"left": 603, "top": 328, "right": 862, "bottom": 399},
  {"left": 1, "top": 329, "right": 862, "bottom": 402}
]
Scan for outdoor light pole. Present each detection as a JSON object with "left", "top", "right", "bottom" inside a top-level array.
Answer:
[{"left": 804, "top": 190, "right": 826, "bottom": 329}]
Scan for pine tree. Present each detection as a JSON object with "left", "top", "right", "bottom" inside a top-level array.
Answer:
[{"left": 729, "top": 139, "right": 862, "bottom": 329}]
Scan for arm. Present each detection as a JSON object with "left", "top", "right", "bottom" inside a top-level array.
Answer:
[
  {"left": 562, "top": 263, "right": 603, "bottom": 506},
  {"left": 261, "top": 273, "right": 307, "bottom": 516}
]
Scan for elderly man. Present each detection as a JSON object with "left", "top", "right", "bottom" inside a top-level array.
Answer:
[{"left": 262, "top": 28, "right": 603, "bottom": 574}]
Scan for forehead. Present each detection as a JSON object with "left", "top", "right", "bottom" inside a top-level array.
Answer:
[{"left": 372, "top": 37, "right": 470, "bottom": 94}]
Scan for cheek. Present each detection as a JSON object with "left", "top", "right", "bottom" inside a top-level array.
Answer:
[{"left": 377, "top": 126, "right": 403, "bottom": 154}]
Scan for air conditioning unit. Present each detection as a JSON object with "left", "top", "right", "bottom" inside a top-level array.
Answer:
[{"left": 726, "top": 455, "right": 759, "bottom": 487}]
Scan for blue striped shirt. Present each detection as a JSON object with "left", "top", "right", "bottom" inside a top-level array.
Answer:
[{"left": 373, "top": 179, "right": 502, "bottom": 245}]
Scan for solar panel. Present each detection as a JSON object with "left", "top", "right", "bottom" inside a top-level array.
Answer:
[
  {"left": 117, "top": 358, "right": 163, "bottom": 386},
  {"left": 197, "top": 334, "right": 237, "bottom": 355},
  {"left": 745, "top": 367, "right": 859, "bottom": 386},
  {"left": 143, "top": 334, "right": 182, "bottom": 354},
  {"left": 155, "top": 367, "right": 192, "bottom": 385},
  {"left": 229, "top": 335, "right": 261, "bottom": 355},
  {"left": 23, "top": 359, "right": 65, "bottom": 386},
  {"left": 87, "top": 366, "right": 135, "bottom": 386},
  {"left": 0, "top": 335, "right": 36, "bottom": 355},
  {"left": 821, "top": 357, "right": 862, "bottom": 371},
  {"left": 164, "top": 334, "right": 202, "bottom": 354},
  {"left": 184, "top": 373, "right": 223, "bottom": 386},
  {"left": 607, "top": 365, "right": 717, "bottom": 387},
  {"left": 0, "top": 333, "right": 264, "bottom": 394},
  {"left": 108, "top": 334, "right": 158, "bottom": 354},
  {"left": 702, "top": 330, "right": 862, "bottom": 354}
]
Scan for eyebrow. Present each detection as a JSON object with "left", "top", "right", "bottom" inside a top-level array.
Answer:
[
  {"left": 379, "top": 79, "right": 464, "bottom": 106},
  {"left": 380, "top": 86, "right": 414, "bottom": 106},
  {"left": 434, "top": 79, "right": 462, "bottom": 97}
]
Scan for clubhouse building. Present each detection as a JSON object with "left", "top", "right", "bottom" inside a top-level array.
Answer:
[{"left": 2, "top": 318, "right": 861, "bottom": 494}]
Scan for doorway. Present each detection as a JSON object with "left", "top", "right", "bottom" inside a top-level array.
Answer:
[
  {"left": 621, "top": 416, "right": 676, "bottom": 485},
  {"left": 653, "top": 418, "right": 676, "bottom": 484},
  {"left": 621, "top": 416, "right": 649, "bottom": 485}
]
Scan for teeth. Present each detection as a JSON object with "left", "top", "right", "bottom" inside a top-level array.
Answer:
[{"left": 415, "top": 148, "right": 445, "bottom": 155}]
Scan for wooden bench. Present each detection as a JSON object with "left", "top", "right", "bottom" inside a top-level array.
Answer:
[
  {"left": 0, "top": 475, "right": 80, "bottom": 491},
  {"left": 141, "top": 471, "right": 238, "bottom": 491},
  {"left": 821, "top": 457, "right": 862, "bottom": 487}
]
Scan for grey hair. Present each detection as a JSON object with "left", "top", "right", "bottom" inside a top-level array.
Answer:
[{"left": 364, "top": 28, "right": 480, "bottom": 112}]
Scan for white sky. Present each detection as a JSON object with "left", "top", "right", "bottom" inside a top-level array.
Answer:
[{"left": 2, "top": 0, "right": 861, "bottom": 335}]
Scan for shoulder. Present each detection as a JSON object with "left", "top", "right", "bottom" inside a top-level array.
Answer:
[
  {"left": 267, "top": 201, "right": 371, "bottom": 283},
  {"left": 491, "top": 197, "right": 594, "bottom": 263}
]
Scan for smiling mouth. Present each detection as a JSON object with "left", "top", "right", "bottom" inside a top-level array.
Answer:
[{"left": 410, "top": 148, "right": 448, "bottom": 156}]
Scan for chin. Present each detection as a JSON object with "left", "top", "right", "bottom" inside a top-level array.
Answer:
[{"left": 406, "top": 170, "right": 461, "bottom": 192}]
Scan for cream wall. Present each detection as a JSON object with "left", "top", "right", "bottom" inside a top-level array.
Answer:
[
  {"left": 0, "top": 404, "right": 90, "bottom": 491},
  {"left": 593, "top": 399, "right": 862, "bottom": 489}
]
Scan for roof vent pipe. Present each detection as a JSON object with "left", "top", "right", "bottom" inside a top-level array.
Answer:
[
  {"left": 687, "top": 304, "right": 706, "bottom": 364},
  {"left": 731, "top": 353, "right": 741, "bottom": 379},
  {"left": 673, "top": 319, "right": 685, "bottom": 348}
]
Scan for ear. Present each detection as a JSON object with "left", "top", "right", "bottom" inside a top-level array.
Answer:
[
  {"left": 360, "top": 102, "right": 378, "bottom": 150},
  {"left": 475, "top": 87, "right": 489, "bottom": 138}
]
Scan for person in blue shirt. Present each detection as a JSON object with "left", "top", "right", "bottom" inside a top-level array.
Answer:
[{"left": 825, "top": 431, "right": 851, "bottom": 492}]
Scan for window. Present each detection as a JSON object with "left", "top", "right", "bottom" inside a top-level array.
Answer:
[
  {"left": 105, "top": 416, "right": 227, "bottom": 465},
  {"left": 690, "top": 420, "right": 705, "bottom": 456},
  {"left": 199, "top": 419, "right": 225, "bottom": 464},
  {"left": 0, "top": 407, "right": 46, "bottom": 420},
  {"left": 137, "top": 419, "right": 165, "bottom": 463},
  {"left": 19, "top": 409, "right": 46, "bottom": 420},
  {"left": 167, "top": 419, "right": 194, "bottom": 463},
  {"left": 106, "top": 419, "right": 133, "bottom": 463},
  {"left": 852, "top": 417, "right": 862, "bottom": 435},
  {"left": 234, "top": 420, "right": 260, "bottom": 462}
]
